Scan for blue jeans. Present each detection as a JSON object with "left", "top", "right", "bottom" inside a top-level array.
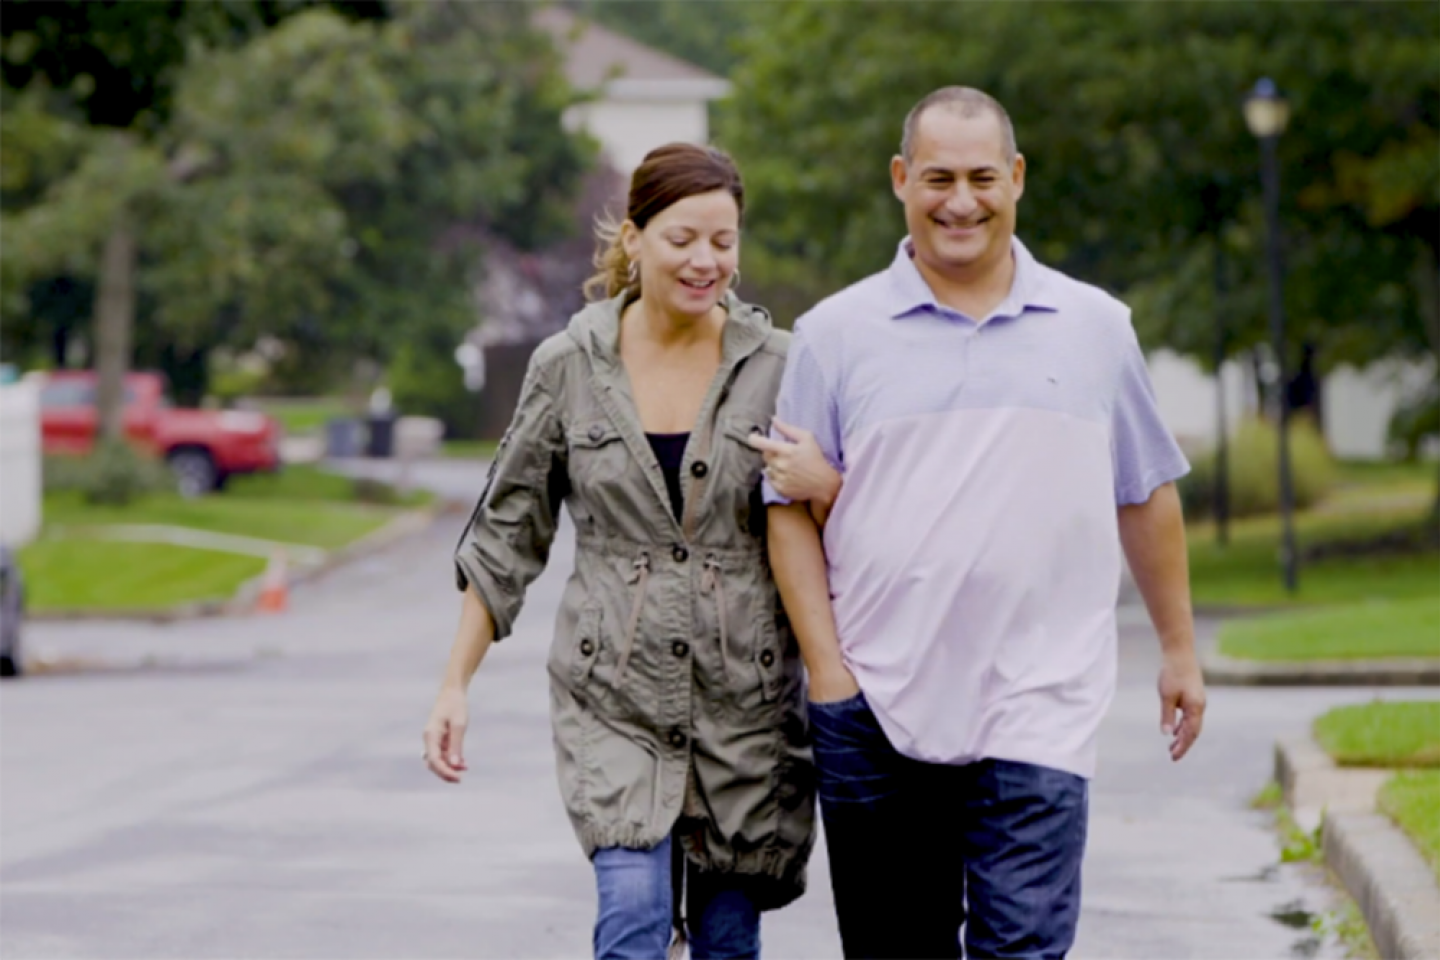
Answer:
[
  {"left": 808, "top": 693, "right": 1088, "bottom": 959},
  {"left": 592, "top": 834, "right": 761, "bottom": 959}
]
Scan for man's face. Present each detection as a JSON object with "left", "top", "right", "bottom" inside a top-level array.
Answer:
[{"left": 891, "top": 108, "right": 1025, "bottom": 278}]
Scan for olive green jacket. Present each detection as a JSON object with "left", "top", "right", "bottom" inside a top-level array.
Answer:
[{"left": 454, "top": 292, "right": 814, "bottom": 910}]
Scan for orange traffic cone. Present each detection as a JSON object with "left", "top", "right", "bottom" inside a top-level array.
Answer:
[{"left": 256, "top": 548, "right": 289, "bottom": 614}]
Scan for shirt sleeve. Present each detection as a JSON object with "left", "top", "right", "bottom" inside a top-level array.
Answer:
[
  {"left": 763, "top": 323, "right": 843, "bottom": 506},
  {"left": 1112, "top": 326, "right": 1190, "bottom": 506}
]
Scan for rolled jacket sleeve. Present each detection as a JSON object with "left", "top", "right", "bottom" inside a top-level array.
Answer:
[{"left": 454, "top": 354, "right": 567, "bottom": 640}]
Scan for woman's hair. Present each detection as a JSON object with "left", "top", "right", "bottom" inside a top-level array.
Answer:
[{"left": 584, "top": 143, "right": 745, "bottom": 301}]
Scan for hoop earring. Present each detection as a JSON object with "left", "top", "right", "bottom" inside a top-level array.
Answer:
[
  {"left": 728, "top": 268, "right": 741, "bottom": 293},
  {"left": 627, "top": 261, "right": 639, "bottom": 286}
]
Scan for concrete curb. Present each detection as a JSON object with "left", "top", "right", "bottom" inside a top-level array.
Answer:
[
  {"left": 29, "top": 504, "right": 439, "bottom": 624},
  {"left": 1324, "top": 814, "right": 1440, "bottom": 960},
  {"left": 1274, "top": 737, "right": 1440, "bottom": 959},
  {"left": 1205, "top": 649, "right": 1440, "bottom": 686}
]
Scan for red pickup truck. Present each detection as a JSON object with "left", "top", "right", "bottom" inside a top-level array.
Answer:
[{"left": 39, "top": 370, "right": 282, "bottom": 497}]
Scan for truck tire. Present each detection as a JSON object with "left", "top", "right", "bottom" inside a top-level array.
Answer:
[{"left": 168, "top": 447, "right": 217, "bottom": 498}]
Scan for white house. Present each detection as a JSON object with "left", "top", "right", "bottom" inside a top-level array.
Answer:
[
  {"left": 1146, "top": 350, "right": 1435, "bottom": 460},
  {"left": 534, "top": 7, "right": 731, "bottom": 176}
]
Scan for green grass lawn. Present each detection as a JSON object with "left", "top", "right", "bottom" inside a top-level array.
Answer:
[
  {"left": 441, "top": 439, "right": 500, "bottom": 460},
  {"left": 1379, "top": 770, "right": 1440, "bottom": 883},
  {"left": 19, "top": 466, "right": 429, "bottom": 612},
  {"left": 1312, "top": 701, "right": 1440, "bottom": 767},
  {"left": 1218, "top": 596, "right": 1440, "bottom": 661},
  {"left": 41, "top": 489, "right": 391, "bottom": 550},
  {"left": 20, "top": 541, "right": 267, "bottom": 611},
  {"left": 248, "top": 397, "right": 355, "bottom": 436},
  {"left": 1188, "top": 506, "right": 1438, "bottom": 608}
]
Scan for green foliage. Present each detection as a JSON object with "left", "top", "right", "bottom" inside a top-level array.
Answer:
[
  {"left": 43, "top": 442, "right": 171, "bottom": 505},
  {"left": 1389, "top": 380, "right": 1440, "bottom": 460},
  {"left": 720, "top": 2, "right": 1438, "bottom": 373},
  {"left": 16, "top": 538, "right": 267, "bottom": 612},
  {"left": 1313, "top": 701, "right": 1440, "bottom": 768},
  {"left": 2, "top": 2, "right": 594, "bottom": 388},
  {"left": 574, "top": 0, "right": 750, "bottom": 76},
  {"left": 1180, "top": 416, "right": 1336, "bottom": 519},
  {"left": 386, "top": 339, "right": 474, "bottom": 437}
]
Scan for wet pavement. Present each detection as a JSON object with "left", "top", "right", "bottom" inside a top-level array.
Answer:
[{"left": 4, "top": 458, "right": 1429, "bottom": 958}]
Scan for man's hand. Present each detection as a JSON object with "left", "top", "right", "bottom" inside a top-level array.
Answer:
[
  {"left": 1157, "top": 649, "right": 1206, "bottom": 761},
  {"left": 808, "top": 664, "right": 861, "bottom": 705}
]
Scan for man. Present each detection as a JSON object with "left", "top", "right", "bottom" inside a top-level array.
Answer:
[{"left": 754, "top": 87, "right": 1207, "bottom": 958}]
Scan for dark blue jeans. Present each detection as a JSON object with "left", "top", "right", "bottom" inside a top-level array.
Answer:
[{"left": 809, "top": 693, "right": 1088, "bottom": 960}]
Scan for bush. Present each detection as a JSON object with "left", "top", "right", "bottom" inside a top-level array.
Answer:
[
  {"left": 1388, "top": 380, "right": 1440, "bottom": 460},
  {"left": 44, "top": 442, "right": 172, "bottom": 505},
  {"left": 387, "top": 341, "right": 474, "bottom": 438},
  {"left": 1179, "top": 415, "right": 1336, "bottom": 520}
]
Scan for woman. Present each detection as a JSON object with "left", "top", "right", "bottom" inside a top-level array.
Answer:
[{"left": 423, "top": 143, "right": 841, "bottom": 959}]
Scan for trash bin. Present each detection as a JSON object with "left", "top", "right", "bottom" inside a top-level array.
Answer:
[
  {"left": 366, "top": 413, "right": 397, "bottom": 458},
  {"left": 325, "top": 418, "right": 363, "bottom": 459}
]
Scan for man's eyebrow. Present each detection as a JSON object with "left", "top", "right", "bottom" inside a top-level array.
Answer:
[{"left": 918, "top": 164, "right": 1001, "bottom": 178}]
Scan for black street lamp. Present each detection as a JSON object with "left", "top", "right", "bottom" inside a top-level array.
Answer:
[{"left": 1244, "top": 78, "right": 1299, "bottom": 594}]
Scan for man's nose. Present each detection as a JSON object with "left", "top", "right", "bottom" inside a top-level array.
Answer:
[{"left": 945, "top": 184, "right": 978, "bottom": 217}]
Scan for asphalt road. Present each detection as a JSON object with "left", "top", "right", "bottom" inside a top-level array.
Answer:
[{"left": 3, "top": 458, "right": 1428, "bottom": 958}]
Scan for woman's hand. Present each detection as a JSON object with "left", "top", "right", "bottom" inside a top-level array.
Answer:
[
  {"left": 747, "top": 418, "right": 843, "bottom": 508},
  {"left": 423, "top": 686, "right": 470, "bottom": 783}
]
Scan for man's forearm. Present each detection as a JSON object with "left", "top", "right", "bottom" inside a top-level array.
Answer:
[
  {"left": 1118, "top": 482, "right": 1195, "bottom": 654},
  {"left": 767, "top": 502, "right": 849, "bottom": 683}
]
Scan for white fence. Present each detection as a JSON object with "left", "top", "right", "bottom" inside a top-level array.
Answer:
[{"left": 0, "top": 379, "right": 42, "bottom": 547}]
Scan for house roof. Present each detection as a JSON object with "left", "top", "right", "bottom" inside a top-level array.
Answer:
[{"left": 534, "top": 6, "right": 731, "bottom": 101}]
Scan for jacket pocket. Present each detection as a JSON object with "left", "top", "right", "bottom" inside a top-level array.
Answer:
[
  {"left": 721, "top": 412, "right": 769, "bottom": 495},
  {"left": 568, "top": 420, "right": 628, "bottom": 487},
  {"left": 571, "top": 601, "right": 603, "bottom": 687}
]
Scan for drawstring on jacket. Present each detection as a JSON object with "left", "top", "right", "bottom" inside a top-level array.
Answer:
[
  {"left": 700, "top": 556, "right": 729, "bottom": 680},
  {"left": 615, "top": 552, "right": 651, "bottom": 684}
]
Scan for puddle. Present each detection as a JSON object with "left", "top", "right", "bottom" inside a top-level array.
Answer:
[
  {"left": 1267, "top": 900, "right": 1324, "bottom": 958},
  {"left": 1270, "top": 899, "right": 1317, "bottom": 929},
  {"left": 1222, "top": 863, "right": 1281, "bottom": 883}
]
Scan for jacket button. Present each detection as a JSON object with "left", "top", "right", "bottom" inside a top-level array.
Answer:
[
  {"left": 759, "top": 649, "right": 775, "bottom": 668},
  {"left": 672, "top": 640, "right": 689, "bottom": 658},
  {"left": 672, "top": 544, "right": 689, "bottom": 563},
  {"left": 668, "top": 728, "right": 688, "bottom": 749},
  {"left": 690, "top": 460, "right": 709, "bottom": 479},
  {"left": 579, "top": 639, "right": 595, "bottom": 657},
  {"left": 588, "top": 424, "right": 604, "bottom": 442}
]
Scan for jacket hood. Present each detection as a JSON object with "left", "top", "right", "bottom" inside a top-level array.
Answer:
[{"left": 566, "top": 291, "right": 773, "bottom": 371}]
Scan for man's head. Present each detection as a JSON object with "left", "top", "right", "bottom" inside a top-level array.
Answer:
[{"left": 893, "top": 87, "right": 1024, "bottom": 281}]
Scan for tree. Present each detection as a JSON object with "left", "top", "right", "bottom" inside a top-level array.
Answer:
[
  {"left": 3, "top": 2, "right": 593, "bottom": 414},
  {"left": 2, "top": 0, "right": 387, "bottom": 436},
  {"left": 720, "top": 2, "right": 1438, "bottom": 498},
  {"left": 573, "top": 0, "right": 750, "bottom": 77}
]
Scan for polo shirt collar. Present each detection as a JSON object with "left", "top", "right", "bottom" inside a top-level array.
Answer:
[{"left": 887, "top": 235, "right": 1060, "bottom": 320}]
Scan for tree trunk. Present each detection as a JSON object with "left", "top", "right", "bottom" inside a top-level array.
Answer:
[
  {"left": 1413, "top": 244, "right": 1440, "bottom": 520},
  {"left": 94, "top": 214, "right": 137, "bottom": 443}
]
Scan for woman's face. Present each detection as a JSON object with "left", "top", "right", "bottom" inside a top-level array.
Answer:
[{"left": 624, "top": 189, "right": 740, "bottom": 320}]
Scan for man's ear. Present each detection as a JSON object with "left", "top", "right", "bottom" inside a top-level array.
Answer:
[
  {"left": 1012, "top": 153, "right": 1026, "bottom": 202},
  {"left": 890, "top": 155, "right": 909, "bottom": 201}
]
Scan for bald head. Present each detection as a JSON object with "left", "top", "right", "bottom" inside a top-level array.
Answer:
[{"left": 901, "top": 86, "right": 1017, "bottom": 165}]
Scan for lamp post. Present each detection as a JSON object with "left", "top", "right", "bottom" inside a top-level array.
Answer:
[{"left": 1244, "top": 78, "right": 1299, "bottom": 594}]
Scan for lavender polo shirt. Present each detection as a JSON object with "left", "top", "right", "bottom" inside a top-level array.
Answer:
[{"left": 764, "top": 237, "right": 1188, "bottom": 779}]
